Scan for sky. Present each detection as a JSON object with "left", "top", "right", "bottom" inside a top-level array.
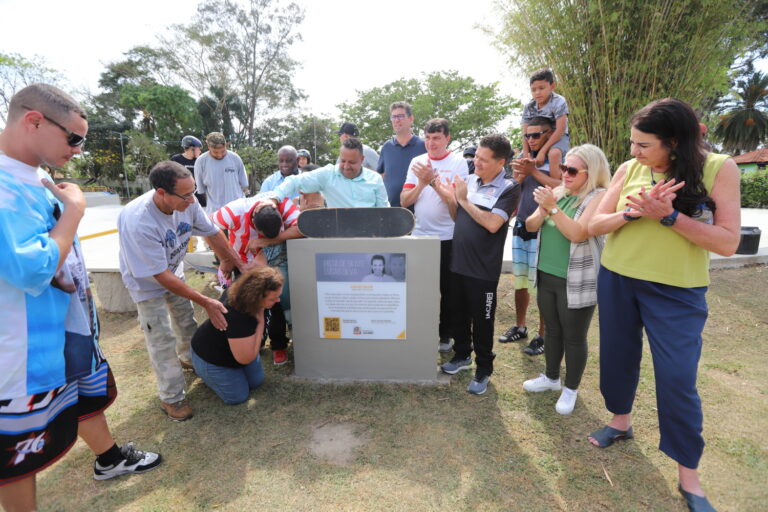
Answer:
[{"left": 0, "top": 0, "right": 527, "bottom": 118}]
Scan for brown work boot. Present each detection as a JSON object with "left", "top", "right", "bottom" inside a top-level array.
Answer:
[{"left": 160, "top": 399, "right": 193, "bottom": 421}]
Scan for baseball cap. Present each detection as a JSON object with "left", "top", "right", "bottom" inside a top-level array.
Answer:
[
  {"left": 337, "top": 122, "right": 359, "bottom": 137},
  {"left": 463, "top": 146, "right": 477, "bottom": 157}
]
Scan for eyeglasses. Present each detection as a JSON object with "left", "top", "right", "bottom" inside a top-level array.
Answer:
[
  {"left": 167, "top": 190, "right": 196, "bottom": 202},
  {"left": 21, "top": 105, "right": 86, "bottom": 147},
  {"left": 523, "top": 130, "right": 549, "bottom": 140},
  {"left": 559, "top": 164, "right": 588, "bottom": 176},
  {"left": 390, "top": 114, "right": 408, "bottom": 121}
]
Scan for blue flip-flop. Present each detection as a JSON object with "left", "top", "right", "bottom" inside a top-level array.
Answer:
[
  {"left": 678, "top": 485, "right": 717, "bottom": 512},
  {"left": 588, "top": 425, "right": 634, "bottom": 448}
]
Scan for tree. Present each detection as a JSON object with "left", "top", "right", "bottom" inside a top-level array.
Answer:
[
  {"left": 490, "top": 0, "right": 764, "bottom": 167},
  {"left": 156, "top": 0, "right": 305, "bottom": 144},
  {"left": 251, "top": 114, "right": 338, "bottom": 165},
  {"left": 338, "top": 71, "right": 518, "bottom": 150},
  {"left": 119, "top": 84, "right": 203, "bottom": 148},
  {"left": 124, "top": 132, "right": 170, "bottom": 178},
  {"left": 0, "top": 53, "right": 63, "bottom": 125},
  {"left": 715, "top": 70, "right": 768, "bottom": 154}
]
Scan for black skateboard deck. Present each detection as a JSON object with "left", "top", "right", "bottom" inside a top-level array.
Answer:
[{"left": 297, "top": 207, "right": 415, "bottom": 238}]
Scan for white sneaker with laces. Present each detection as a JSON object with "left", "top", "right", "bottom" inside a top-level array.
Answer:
[
  {"left": 556, "top": 387, "right": 578, "bottom": 415},
  {"left": 523, "top": 373, "right": 562, "bottom": 392},
  {"left": 93, "top": 443, "right": 162, "bottom": 480}
]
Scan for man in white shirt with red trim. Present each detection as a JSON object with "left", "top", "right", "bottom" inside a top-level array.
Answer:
[
  {"left": 212, "top": 193, "right": 301, "bottom": 365},
  {"left": 400, "top": 118, "right": 469, "bottom": 354}
]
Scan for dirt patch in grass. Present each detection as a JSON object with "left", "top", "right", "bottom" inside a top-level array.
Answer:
[
  {"left": 309, "top": 421, "right": 369, "bottom": 464},
  {"left": 37, "top": 267, "right": 768, "bottom": 511}
]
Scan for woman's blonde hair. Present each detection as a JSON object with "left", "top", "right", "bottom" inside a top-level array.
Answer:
[
  {"left": 554, "top": 144, "right": 612, "bottom": 204},
  {"left": 228, "top": 266, "right": 283, "bottom": 317}
]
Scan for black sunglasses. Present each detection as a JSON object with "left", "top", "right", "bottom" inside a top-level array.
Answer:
[
  {"left": 22, "top": 105, "right": 86, "bottom": 147},
  {"left": 559, "top": 163, "right": 587, "bottom": 176},
  {"left": 523, "top": 130, "right": 549, "bottom": 140}
]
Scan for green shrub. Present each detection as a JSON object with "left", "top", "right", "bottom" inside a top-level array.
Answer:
[{"left": 741, "top": 170, "right": 768, "bottom": 208}]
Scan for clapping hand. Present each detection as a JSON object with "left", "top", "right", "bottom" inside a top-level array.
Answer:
[
  {"left": 625, "top": 179, "right": 685, "bottom": 220},
  {"left": 412, "top": 160, "right": 436, "bottom": 187},
  {"left": 533, "top": 185, "right": 557, "bottom": 212},
  {"left": 511, "top": 158, "right": 537, "bottom": 177}
]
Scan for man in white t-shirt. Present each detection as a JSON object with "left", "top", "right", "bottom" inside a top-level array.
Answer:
[
  {"left": 400, "top": 118, "right": 469, "bottom": 353},
  {"left": 194, "top": 132, "right": 249, "bottom": 214},
  {"left": 118, "top": 161, "right": 243, "bottom": 421}
]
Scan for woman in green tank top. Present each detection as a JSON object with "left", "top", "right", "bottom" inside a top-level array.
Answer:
[
  {"left": 521, "top": 144, "right": 610, "bottom": 415},
  {"left": 588, "top": 98, "right": 741, "bottom": 512}
]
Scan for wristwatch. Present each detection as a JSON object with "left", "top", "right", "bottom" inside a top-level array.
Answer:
[
  {"left": 623, "top": 207, "right": 640, "bottom": 222},
  {"left": 549, "top": 207, "right": 559, "bottom": 216},
  {"left": 660, "top": 209, "right": 679, "bottom": 226}
]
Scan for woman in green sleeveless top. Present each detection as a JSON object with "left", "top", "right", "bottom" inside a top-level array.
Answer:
[
  {"left": 588, "top": 98, "right": 741, "bottom": 512},
  {"left": 521, "top": 144, "right": 610, "bottom": 415}
]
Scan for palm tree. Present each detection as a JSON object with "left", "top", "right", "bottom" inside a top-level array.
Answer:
[{"left": 715, "top": 71, "right": 768, "bottom": 154}]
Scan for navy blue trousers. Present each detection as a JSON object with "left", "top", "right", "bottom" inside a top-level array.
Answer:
[{"left": 597, "top": 266, "right": 708, "bottom": 469}]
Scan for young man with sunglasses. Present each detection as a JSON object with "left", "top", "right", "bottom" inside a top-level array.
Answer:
[
  {"left": 377, "top": 101, "right": 426, "bottom": 207},
  {"left": 118, "top": 161, "right": 243, "bottom": 421},
  {"left": 498, "top": 117, "right": 563, "bottom": 356},
  {"left": 0, "top": 84, "right": 161, "bottom": 511}
]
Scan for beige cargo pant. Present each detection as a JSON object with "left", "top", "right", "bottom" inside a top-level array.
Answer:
[{"left": 136, "top": 292, "right": 197, "bottom": 404}]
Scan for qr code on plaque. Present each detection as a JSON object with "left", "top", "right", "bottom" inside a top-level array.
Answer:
[{"left": 323, "top": 317, "right": 341, "bottom": 337}]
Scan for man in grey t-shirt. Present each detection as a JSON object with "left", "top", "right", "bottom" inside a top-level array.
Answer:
[
  {"left": 118, "top": 161, "right": 243, "bottom": 421},
  {"left": 194, "top": 132, "right": 249, "bottom": 214}
]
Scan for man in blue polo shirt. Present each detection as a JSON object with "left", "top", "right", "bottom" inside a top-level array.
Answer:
[
  {"left": 377, "top": 101, "right": 426, "bottom": 207},
  {"left": 434, "top": 134, "right": 520, "bottom": 395}
]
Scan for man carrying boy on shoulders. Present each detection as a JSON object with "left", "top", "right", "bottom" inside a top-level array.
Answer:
[{"left": 498, "top": 117, "right": 562, "bottom": 355}]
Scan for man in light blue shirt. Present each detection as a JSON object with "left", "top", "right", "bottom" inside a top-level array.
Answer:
[
  {"left": 271, "top": 138, "right": 389, "bottom": 208},
  {"left": 260, "top": 145, "right": 300, "bottom": 197}
]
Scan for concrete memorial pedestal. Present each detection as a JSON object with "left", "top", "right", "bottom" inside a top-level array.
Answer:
[{"left": 287, "top": 236, "right": 443, "bottom": 384}]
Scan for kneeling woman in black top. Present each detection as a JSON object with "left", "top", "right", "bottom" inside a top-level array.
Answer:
[{"left": 191, "top": 267, "right": 283, "bottom": 404}]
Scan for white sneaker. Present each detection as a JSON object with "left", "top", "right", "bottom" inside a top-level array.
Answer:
[
  {"left": 555, "top": 387, "right": 578, "bottom": 415},
  {"left": 523, "top": 373, "right": 562, "bottom": 392}
]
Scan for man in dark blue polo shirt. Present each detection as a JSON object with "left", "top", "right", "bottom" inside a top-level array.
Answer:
[
  {"left": 434, "top": 134, "right": 520, "bottom": 395},
  {"left": 376, "top": 101, "right": 426, "bottom": 207}
]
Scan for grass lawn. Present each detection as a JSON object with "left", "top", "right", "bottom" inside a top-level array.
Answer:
[{"left": 38, "top": 266, "right": 768, "bottom": 511}]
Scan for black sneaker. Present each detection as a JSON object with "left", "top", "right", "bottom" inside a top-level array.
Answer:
[
  {"left": 523, "top": 335, "right": 544, "bottom": 356},
  {"left": 93, "top": 442, "right": 162, "bottom": 481},
  {"left": 498, "top": 325, "right": 528, "bottom": 343}
]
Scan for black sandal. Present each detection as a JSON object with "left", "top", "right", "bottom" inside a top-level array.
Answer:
[{"left": 588, "top": 425, "right": 634, "bottom": 448}]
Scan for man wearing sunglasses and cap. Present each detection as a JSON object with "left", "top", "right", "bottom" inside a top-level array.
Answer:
[
  {"left": 498, "top": 117, "right": 562, "bottom": 356},
  {"left": 0, "top": 83, "right": 162, "bottom": 511},
  {"left": 337, "top": 122, "right": 379, "bottom": 171}
]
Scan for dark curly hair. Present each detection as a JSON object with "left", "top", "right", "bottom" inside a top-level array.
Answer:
[
  {"left": 228, "top": 266, "right": 283, "bottom": 317},
  {"left": 631, "top": 98, "right": 715, "bottom": 217}
]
